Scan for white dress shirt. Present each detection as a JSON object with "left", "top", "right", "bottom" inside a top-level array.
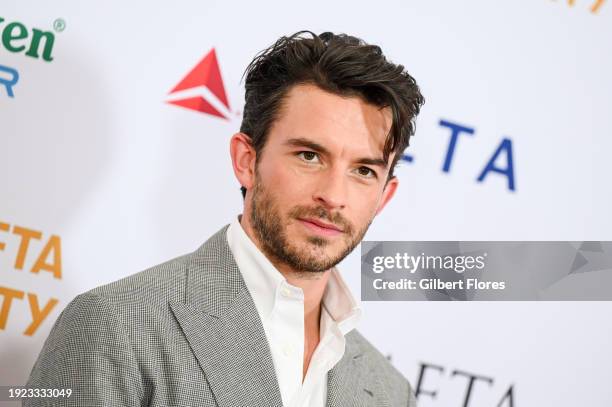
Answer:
[{"left": 226, "top": 214, "right": 362, "bottom": 407}]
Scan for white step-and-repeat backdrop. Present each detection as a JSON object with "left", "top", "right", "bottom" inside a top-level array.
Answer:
[{"left": 2, "top": 1, "right": 611, "bottom": 405}]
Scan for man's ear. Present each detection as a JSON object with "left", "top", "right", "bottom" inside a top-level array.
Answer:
[
  {"left": 230, "top": 133, "right": 256, "bottom": 191},
  {"left": 375, "top": 176, "right": 399, "bottom": 216}
]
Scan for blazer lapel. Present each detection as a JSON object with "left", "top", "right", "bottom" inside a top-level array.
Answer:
[
  {"left": 326, "top": 335, "right": 377, "bottom": 407},
  {"left": 169, "top": 225, "right": 283, "bottom": 407}
]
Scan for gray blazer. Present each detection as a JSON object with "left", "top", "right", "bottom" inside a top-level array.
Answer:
[{"left": 26, "top": 224, "right": 416, "bottom": 406}]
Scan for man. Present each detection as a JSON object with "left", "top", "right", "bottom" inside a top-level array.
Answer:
[{"left": 26, "top": 31, "right": 424, "bottom": 406}]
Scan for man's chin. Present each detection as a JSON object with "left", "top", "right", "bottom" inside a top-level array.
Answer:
[
  {"left": 293, "top": 244, "right": 351, "bottom": 266},
  {"left": 294, "top": 233, "right": 342, "bottom": 251}
]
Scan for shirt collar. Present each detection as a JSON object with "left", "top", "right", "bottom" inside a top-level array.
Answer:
[{"left": 226, "top": 214, "right": 361, "bottom": 334}]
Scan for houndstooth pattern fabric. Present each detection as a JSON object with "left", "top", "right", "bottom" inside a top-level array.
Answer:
[{"left": 25, "top": 224, "right": 417, "bottom": 406}]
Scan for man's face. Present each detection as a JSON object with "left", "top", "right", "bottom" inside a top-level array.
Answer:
[{"left": 246, "top": 84, "right": 398, "bottom": 274}]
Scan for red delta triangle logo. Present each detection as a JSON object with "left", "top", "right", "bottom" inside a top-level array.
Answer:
[{"left": 167, "top": 49, "right": 231, "bottom": 120}]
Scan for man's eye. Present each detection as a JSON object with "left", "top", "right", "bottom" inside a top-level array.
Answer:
[
  {"left": 357, "top": 167, "right": 376, "bottom": 178},
  {"left": 297, "top": 151, "right": 320, "bottom": 162}
]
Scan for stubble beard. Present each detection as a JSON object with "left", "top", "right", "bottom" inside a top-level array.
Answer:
[{"left": 249, "top": 176, "right": 373, "bottom": 274}]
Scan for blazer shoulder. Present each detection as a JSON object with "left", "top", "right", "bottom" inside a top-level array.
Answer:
[
  {"left": 347, "top": 329, "right": 416, "bottom": 404},
  {"left": 86, "top": 251, "right": 192, "bottom": 306}
]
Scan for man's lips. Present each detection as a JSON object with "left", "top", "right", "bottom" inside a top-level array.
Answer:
[{"left": 298, "top": 217, "right": 344, "bottom": 232}]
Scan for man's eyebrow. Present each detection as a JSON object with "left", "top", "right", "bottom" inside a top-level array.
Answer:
[
  {"left": 283, "top": 137, "right": 388, "bottom": 168},
  {"left": 357, "top": 157, "right": 388, "bottom": 168},
  {"left": 283, "top": 137, "right": 329, "bottom": 154}
]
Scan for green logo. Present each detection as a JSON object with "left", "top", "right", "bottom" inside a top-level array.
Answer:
[{"left": 0, "top": 16, "right": 58, "bottom": 62}]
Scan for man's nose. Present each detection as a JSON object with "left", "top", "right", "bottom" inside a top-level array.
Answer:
[{"left": 312, "top": 166, "right": 347, "bottom": 210}]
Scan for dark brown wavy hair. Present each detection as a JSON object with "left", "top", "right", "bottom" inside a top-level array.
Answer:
[{"left": 239, "top": 30, "right": 425, "bottom": 198}]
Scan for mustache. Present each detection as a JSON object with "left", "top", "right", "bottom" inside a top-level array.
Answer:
[{"left": 289, "top": 206, "right": 353, "bottom": 234}]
